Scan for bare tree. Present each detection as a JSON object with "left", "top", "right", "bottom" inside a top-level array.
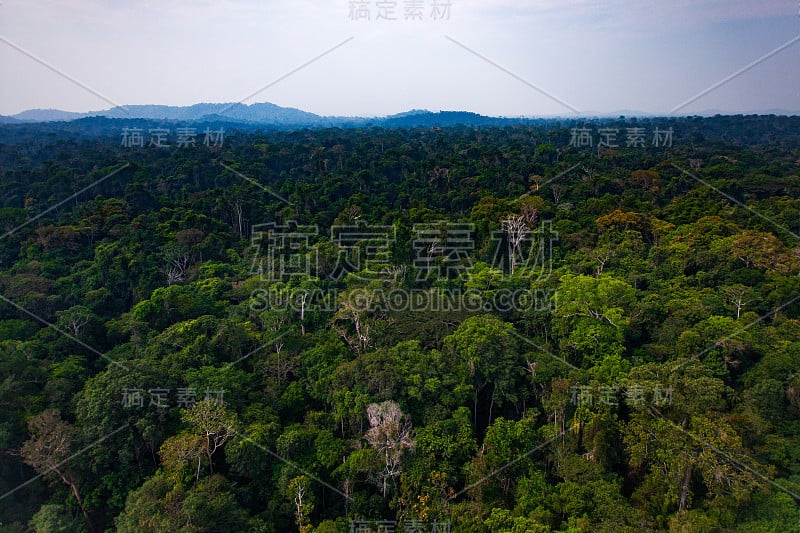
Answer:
[
  {"left": 364, "top": 400, "right": 415, "bottom": 498},
  {"left": 426, "top": 240, "right": 441, "bottom": 274},
  {"left": 332, "top": 292, "right": 374, "bottom": 354},
  {"left": 721, "top": 284, "right": 755, "bottom": 320},
  {"left": 289, "top": 475, "right": 313, "bottom": 533},
  {"left": 342, "top": 478, "right": 354, "bottom": 516},
  {"left": 382, "top": 264, "right": 407, "bottom": 285},
  {"left": 21, "top": 409, "right": 92, "bottom": 530},
  {"left": 592, "top": 248, "right": 615, "bottom": 277},
  {"left": 502, "top": 215, "right": 530, "bottom": 275},
  {"left": 525, "top": 360, "right": 538, "bottom": 380},
  {"left": 550, "top": 185, "right": 564, "bottom": 205},
  {"left": 182, "top": 399, "right": 238, "bottom": 476},
  {"left": 232, "top": 200, "right": 245, "bottom": 237},
  {"left": 260, "top": 308, "right": 292, "bottom": 354},
  {"left": 342, "top": 205, "right": 362, "bottom": 223},
  {"left": 298, "top": 290, "right": 308, "bottom": 336},
  {"left": 56, "top": 305, "right": 93, "bottom": 336},
  {"left": 162, "top": 242, "right": 191, "bottom": 285}
]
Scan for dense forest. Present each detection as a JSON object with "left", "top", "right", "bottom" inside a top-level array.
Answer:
[{"left": 1, "top": 116, "right": 799, "bottom": 532}]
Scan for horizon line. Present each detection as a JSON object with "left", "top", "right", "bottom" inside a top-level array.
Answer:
[{"left": 5, "top": 101, "right": 800, "bottom": 122}]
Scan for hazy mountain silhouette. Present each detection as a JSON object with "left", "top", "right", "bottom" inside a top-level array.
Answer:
[{"left": 7, "top": 102, "right": 800, "bottom": 128}]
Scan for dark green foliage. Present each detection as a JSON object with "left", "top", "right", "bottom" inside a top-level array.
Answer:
[{"left": 1, "top": 117, "right": 799, "bottom": 531}]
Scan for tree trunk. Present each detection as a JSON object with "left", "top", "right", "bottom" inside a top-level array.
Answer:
[
  {"left": 679, "top": 463, "right": 693, "bottom": 512},
  {"left": 60, "top": 474, "right": 92, "bottom": 532}
]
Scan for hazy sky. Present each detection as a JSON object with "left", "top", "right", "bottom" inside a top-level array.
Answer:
[{"left": 1, "top": 0, "right": 799, "bottom": 116}]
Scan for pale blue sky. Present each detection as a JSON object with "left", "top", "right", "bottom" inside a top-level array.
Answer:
[{"left": 1, "top": 0, "right": 798, "bottom": 116}]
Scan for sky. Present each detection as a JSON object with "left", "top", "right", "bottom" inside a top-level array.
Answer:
[{"left": 1, "top": 0, "right": 799, "bottom": 117}]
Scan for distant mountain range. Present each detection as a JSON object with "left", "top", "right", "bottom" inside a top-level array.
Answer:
[
  {"left": 7, "top": 103, "right": 332, "bottom": 125},
  {"left": 0, "top": 103, "right": 552, "bottom": 129},
  {"left": 1, "top": 102, "right": 799, "bottom": 129}
]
